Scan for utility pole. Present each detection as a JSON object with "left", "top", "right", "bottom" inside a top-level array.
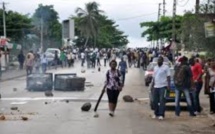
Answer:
[
  {"left": 172, "top": 0, "right": 177, "bottom": 41},
  {"left": 157, "top": 3, "right": 162, "bottom": 48},
  {"left": 2, "top": 2, "right": 7, "bottom": 38},
  {"left": 196, "top": 0, "right": 200, "bottom": 14},
  {"left": 40, "top": 18, "right": 44, "bottom": 53},
  {"left": 163, "top": 0, "right": 166, "bottom": 16},
  {"left": 0, "top": 2, "right": 8, "bottom": 70},
  {"left": 158, "top": 3, "right": 162, "bottom": 21}
]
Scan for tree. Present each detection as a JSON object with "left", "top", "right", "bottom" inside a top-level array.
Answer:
[
  {"left": 0, "top": 9, "right": 32, "bottom": 42},
  {"left": 140, "top": 16, "right": 182, "bottom": 43},
  {"left": 75, "top": 2, "right": 103, "bottom": 47},
  {"left": 74, "top": 14, "right": 128, "bottom": 48},
  {"left": 32, "top": 4, "right": 62, "bottom": 50}
]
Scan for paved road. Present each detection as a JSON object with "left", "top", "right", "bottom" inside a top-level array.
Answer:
[{"left": 0, "top": 61, "right": 215, "bottom": 134}]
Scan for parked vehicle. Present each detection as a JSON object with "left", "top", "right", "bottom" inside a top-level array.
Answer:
[
  {"left": 45, "top": 48, "right": 61, "bottom": 66},
  {"left": 148, "top": 68, "right": 186, "bottom": 110}
]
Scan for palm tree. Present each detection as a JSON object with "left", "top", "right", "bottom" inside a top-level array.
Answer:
[{"left": 75, "top": 2, "right": 103, "bottom": 47}]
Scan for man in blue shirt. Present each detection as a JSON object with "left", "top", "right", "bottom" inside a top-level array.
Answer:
[{"left": 118, "top": 58, "right": 128, "bottom": 86}]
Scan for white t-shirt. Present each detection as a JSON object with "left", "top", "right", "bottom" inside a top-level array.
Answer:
[
  {"left": 81, "top": 52, "right": 85, "bottom": 59},
  {"left": 153, "top": 64, "right": 171, "bottom": 88}
]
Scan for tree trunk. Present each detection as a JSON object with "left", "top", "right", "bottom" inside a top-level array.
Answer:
[
  {"left": 94, "top": 35, "right": 96, "bottom": 47},
  {"left": 84, "top": 37, "right": 89, "bottom": 47}
]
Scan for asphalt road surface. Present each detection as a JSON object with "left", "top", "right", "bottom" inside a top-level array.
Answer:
[{"left": 0, "top": 61, "right": 215, "bottom": 134}]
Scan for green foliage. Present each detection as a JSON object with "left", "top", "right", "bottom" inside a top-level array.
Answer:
[
  {"left": 32, "top": 4, "right": 62, "bottom": 49},
  {"left": 75, "top": 2, "right": 102, "bottom": 46},
  {"left": 75, "top": 2, "right": 128, "bottom": 48},
  {"left": 0, "top": 9, "right": 32, "bottom": 42},
  {"left": 140, "top": 16, "right": 183, "bottom": 42}
]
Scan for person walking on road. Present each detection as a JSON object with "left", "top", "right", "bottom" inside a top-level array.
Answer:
[
  {"left": 174, "top": 56, "right": 196, "bottom": 116},
  {"left": 103, "top": 52, "right": 107, "bottom": 67},
  {"left": 17, "top": 50, "right": 25, "bottom": 70},
  {"left": 152, "top": 56, "right": 171, "bottom": 120},
  {"left": 96, "top": 51, "right": 101, "bottom": 67},
  {"left": 105, "top": 60, "right": 123, "bottom": 117},
  {"left": 118, "top": 58, "right": 127, "bottom": 86},
  {"left": 81, "top": 51, "right": 85, "bottom": 67}
]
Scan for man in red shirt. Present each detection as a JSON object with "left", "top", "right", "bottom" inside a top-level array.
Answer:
[{"left": 190, "top": 58, "right": 203, "bottom": 114}]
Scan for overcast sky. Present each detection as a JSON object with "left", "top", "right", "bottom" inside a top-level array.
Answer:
[{"left": 5, "top": 0, "right": 196, "bottom": 47}]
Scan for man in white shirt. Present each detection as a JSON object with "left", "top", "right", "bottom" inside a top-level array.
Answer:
[
  {"left": 81, "top": 52, "right": 85, "bottom": 67},
  {"left": 152, "top": 56, "right": 171, "bottom": 120}
]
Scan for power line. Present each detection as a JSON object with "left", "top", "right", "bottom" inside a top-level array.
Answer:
[
  {"left": 116, "top": 12, "right": 157, "bottom": 21},
  {"left": 177, "top": 0, "right": 190, "bottom": 7}
]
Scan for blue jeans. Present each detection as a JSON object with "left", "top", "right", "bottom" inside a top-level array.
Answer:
[
  {"left": 42, "top": 63, "right": 47, "bottom": 73},
  {"left": 153, "top": 87, "right": 166, "bottom": 117},
  {"left": 175, "top": 88, "right": 195, "bottom": 116},
  {"left": 192, "top": 82, "right": 203, "bottom": 112}
]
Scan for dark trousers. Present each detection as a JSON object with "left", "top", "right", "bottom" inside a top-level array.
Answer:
[
  {"left": 104, "top": 59, "right": 107, "bottom": 66},
  {"left": 153, "top": 87, "right": 166, "bottom": 117},
  {"left": 209, "top": 92, "right": 215, "bottom": 113},
  {"left": 81, "top": 59, "right": 85, "bottom": 67},
  {"left": 26, "top": 66, "right": 33, "bottom": 75},
  {"left": 19, "top": 62, "right": 24, "bottom": 70},
  {"left": 191, "top": 82, "right": 203, "bottom": 112},
  {"left": 97, "top": 58, "right": 101, "bottom": 66},
  {"left": 121, "top": 71, "right": 126, "bottom": 85}
]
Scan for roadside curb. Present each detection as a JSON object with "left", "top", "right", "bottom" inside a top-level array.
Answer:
[
  {"left": 207, "top": 113, "right": 215, "bottom": 121},
  {"left": 0, "top": 74, "right": 26, "bottom": 82}
]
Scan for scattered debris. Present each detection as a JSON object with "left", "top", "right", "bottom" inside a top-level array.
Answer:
[
  {"left": 81, "top": 102, "right": 92, "bottom": 112},
  {"left": 94, "top": 113, "right": 99, "bottom": 118},
  {"left": 21, "top": 116, "right": 28, "bottom": 121},
  {"left": 123, "top": 95, "right": 134, "bottom": 102},
  {"left": 212, "top": 123, "right": 215, "bottom": 127},
  {"left": 44, "top": 102, "right": 48, "bottom": 105},
  {"left": 0, "top": 115, "right": 6, "bottom": 120},
  {"left": 11, "top": 107, "right": 18, "bottom": 111},
  {"left": 81, "top": 69, "right": 86, "bottom": 73},
  {"left": 44, "top": 91, "right": 53, "bottom": 97},
  {"left": 65, "top": 100, "right": 69, "bottom": 103},
  {"left": 13, "top": 88, "right": 17, "bottom": 92}
]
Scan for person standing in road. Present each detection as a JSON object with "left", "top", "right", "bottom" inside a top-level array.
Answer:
[
  {"left": 17, "top": 50, "right": 25, "bottom": 70},
  {"left": 81, "top": 51, "right": 85, "bottom": 67},
  {"left": 41, "top": 54, "right": 48, "bottom": 73},
  {"left": 105, "top": 60, "right": 123, "bottom": 117},
  {"left": 152, "top": 56, "right": 171, "bottom": 120},
  {"left": 25, "top": 53, "right": 34, "bottom": 75},
  {"left": 174, "top": 56, "right": 196, "bottom": 117},
  {"left": 190, "top": 58, "right": 203, "bottom": 114},
  {"left": 118, "top": 58, "right": 127, "bottom": 86},
  {"left": 60, "top": 50, "right": 66, "bottom": 68},
  {"left": 207, "top": 62, "right": 215, "bottom": 114},
  {"left": 54, "top": 51, "right": 59, "bottom": 70},
  {"left": 96, "top": 51, "right": 101, "bottom": 66}
]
